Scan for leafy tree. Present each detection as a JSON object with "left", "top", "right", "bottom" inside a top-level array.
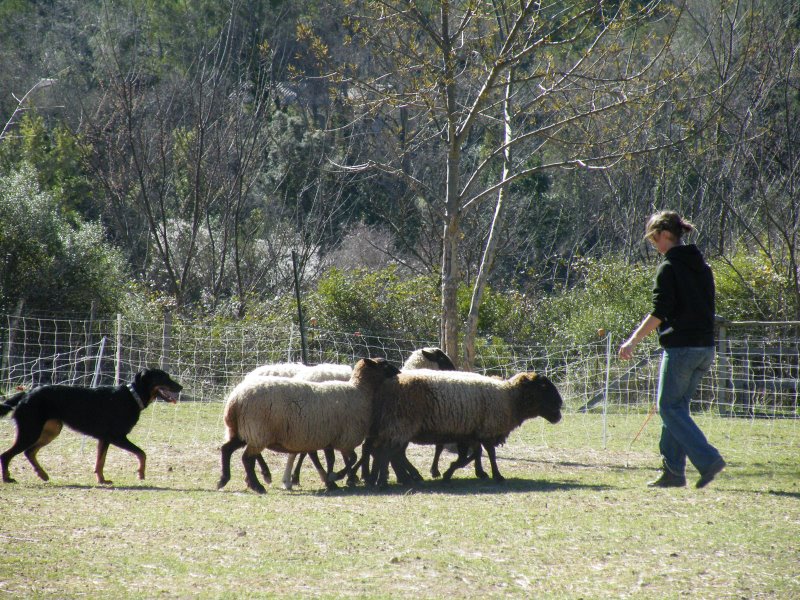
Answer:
[{"left": 312, "top": 0, "right": 716, "bottom": 367}]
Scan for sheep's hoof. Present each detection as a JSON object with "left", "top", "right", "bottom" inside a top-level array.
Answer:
[
  {"left": 324, "top": 481, "right": 339, "bottom": 491},
  {"left": 217, "top": 477, "right": 229, "bottom": 490},
  {"left": 492, "top": 474, "right": 506, "bottom": 483},
  {"left": 430, "top": 469, "right": 441, "bottom": 479},
  {"left": 245, "top": 478, "right": 267, "bottom": 494},
  {"left": 475, "top": 470, "right": 489, "bottom": 480}
]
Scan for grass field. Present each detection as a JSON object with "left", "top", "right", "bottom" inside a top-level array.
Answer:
[{"left": 1, "top": 402, "right": 798, "bottom": 599}]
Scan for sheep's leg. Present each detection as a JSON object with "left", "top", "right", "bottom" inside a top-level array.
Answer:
[
  {"left": 470, "top": 443, "right": 488, "bottom": 479},
  {"left": 218, "top": 437, "right": 246, "bottom": 490},
  {"left": 256, "top": 453, "right": 272, "bottom": 485},
  {"left": 291, "top": 452, "right": 306, "bottom": 485},
  {"left": 366, "top": 446, "right": 392, "bottom": 487},
  {"left": 355, "top": 439, "right": 373, "bottom": 480},
  {"left": 242, "top": 452, "right": 267, "bottom": 494},
  {"left": 335, "top": 450, "right": 358, "bottom": 487},
  {"left": 308, "top": 451, "right": 338, "bottom": 490},
  {"left": 323, "top": 448, "right": 339, "bottom": 490},
  {"left": 430, "top": 444, "right": 444, "bottom": 478},
  {"left": 344, "top": 450, "right": 360, "bottom": 487},
  {"left": 483, "top": 444, "right": 505, "bottom": 482},
  {"left": 392, "top": 447, "right": 423, "bottom": 484},
  {"left": 282, "top": 453, "right": 298, "bottom": 490},
  {"left": 333, "top": 451, "right": 353, "bottom": 482},
  {"left": 442, "top": 445, "right": 477, "bottom": 481}
]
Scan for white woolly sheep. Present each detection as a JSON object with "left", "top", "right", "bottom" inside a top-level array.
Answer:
[
  {"left": 402, "top": 347, "right": 457, "bottom": 371},
  {"left": 368, "top": 369, "right": 563, "bottom": 486},
  {"left": 246, "top": 362, "right": 353, "bottom": 382},
  {"left": 242, "top": 362, "right": 354, "bottom": 488},
  {"left": 217, "top": 358, "right": 400, "bottom": 494}
]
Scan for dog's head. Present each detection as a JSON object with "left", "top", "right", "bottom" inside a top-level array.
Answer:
[{"left": 133, "top": 368, "right": 183, "bottom": 404}]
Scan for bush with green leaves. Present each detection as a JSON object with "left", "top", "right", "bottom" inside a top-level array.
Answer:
[
  {"left": 0, "top": 164, "right": 130, "bottom": 315},
  {"left": 306, "top": 266, "right": 440, "bottom": 337},
  {"left": 712, "top": 251, "right": 794, "bottom": 321}
]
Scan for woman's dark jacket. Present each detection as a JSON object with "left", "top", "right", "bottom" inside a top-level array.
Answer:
[{"left": 651, "top": 244, "right": 715, "bottom": 348}]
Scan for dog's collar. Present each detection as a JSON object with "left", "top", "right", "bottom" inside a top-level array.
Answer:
[{"left": 127, "top": 383, "right": 145, "bottom": 411}]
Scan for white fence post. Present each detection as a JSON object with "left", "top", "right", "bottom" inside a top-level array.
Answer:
[
  {"left": 602, "top": 331, "right": 612, "bottom": 449},
  {"left": 115, "top": 313, "right": 122, "bottom": 385}
]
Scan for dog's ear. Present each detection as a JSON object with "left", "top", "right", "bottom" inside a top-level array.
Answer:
[{"left": 133, "top": 368, "right": 147, "bottom": 387}]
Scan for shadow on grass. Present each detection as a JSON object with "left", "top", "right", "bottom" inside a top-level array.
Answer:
[
  {"left": 766, "top": 490, "right": 800, "bottom": 500},
  {"left": 282, "top": 477, "right": 611, "bottom": 497},
  {"left": 43, "top": 482, "right": 222, "bottom": 494},
  {"left": 496, "top": 454, "right": 656, "bottom": 472}
]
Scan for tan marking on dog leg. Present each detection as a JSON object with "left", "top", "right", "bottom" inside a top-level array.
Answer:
[
  {"left": 136, "top": 452, "right": 146, "bottom": 480},
  {"left": 24, "top": 420, "right": 63, "bottom": 481},
  {"left": 95, "top": 440, "right": 112, "bottom": 484}
]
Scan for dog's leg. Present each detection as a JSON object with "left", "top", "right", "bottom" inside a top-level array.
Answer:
[
  {"left": 95, "top": 440, "right": 112, "bottom": 484},
  {"left": 218, "top": 437, "right": 246, "bottom": 489},
  {"left": 106, "top": 438, "right": 146, "bottom": 482},
  {"left": 2, "top": 420, "right": 48, "bottom": 483},
  {"left": 24, "top": 419, "right": 63, "bottom": 481}
]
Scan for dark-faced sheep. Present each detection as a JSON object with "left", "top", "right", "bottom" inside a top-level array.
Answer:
[
  {"left": 353, "top": 347, "right": 458, "bottom": 483},
  {"left": 368, "top": 369, "right": 563, "bottom": 486},
  {"left": 217, "top": 358, "right": 400, "bottom": 494}
]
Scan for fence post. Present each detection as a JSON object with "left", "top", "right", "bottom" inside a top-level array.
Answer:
[
  {"left": 115, "top": 313, "right": 122, "bottom": 385},
  {"left": 4, "top": 299, "right": 24, "bottom": 382},
  {"left": 85, "top": 299, "right": 96, "bottom": 382},
  {"left": 715, "top": 316, "right": 731, "bottom": 416},
  {"left": 602, "top": 331, "right": 612, "bottom": 449},
  {"left": 161, "top": 310, "right": 172, "bottom": 372}
]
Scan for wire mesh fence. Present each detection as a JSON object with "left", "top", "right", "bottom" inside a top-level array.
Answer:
[{"left": 1, "top": 313, "right": 798, "bottom": 423}]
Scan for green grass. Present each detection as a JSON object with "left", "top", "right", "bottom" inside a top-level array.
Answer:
[{"left": 1, "top": 403, "right": 798, "bottom": 599}]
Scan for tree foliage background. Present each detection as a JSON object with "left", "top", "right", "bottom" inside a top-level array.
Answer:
[{"left": 0, "top": 0, "right": 798, "bottom": 357}]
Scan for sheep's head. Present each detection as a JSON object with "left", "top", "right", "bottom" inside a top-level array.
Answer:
[
  {"left": 512, "top": 372, "right": 563, "bottom": 424},
  {"left": 352, "top": 357, "right": 401, "bottom": 389},
  {"left": 420, "top": 347, "right": 457, "bottom": 371}
]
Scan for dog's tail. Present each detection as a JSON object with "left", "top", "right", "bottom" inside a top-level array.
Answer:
[{"left": 0, "top": 390, "right": 26, "bottom": 417}]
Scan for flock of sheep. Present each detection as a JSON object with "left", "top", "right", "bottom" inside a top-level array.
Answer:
[{"left": 217, "top": 348, "right": 564, "bottom": 493}]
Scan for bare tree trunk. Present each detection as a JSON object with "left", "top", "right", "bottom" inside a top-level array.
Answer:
[
  {"left": 440, "top": 1, "right": 461, "bottom": 363},
  {"left": 463, "top": 69, "right": 514, "bottom": 370}
]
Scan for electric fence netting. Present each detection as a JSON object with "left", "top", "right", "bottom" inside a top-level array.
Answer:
[{"left": 1, "top": 314, "right": 798, "bottom": 458}]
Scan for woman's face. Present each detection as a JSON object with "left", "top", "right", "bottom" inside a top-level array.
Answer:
[{"left": 647, "top": 230, "right": 676, "bottom": 255}]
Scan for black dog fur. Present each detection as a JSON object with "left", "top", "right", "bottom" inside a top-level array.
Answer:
[{"left": 1, "top": 368, "right": 182, "bottom": 484}]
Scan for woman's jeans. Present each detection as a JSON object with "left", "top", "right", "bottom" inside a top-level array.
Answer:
[{"left": 657, "top": 346, "right": 723, "bottom": 476}]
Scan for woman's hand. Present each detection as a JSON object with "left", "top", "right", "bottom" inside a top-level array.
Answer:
[{"left": 619, "top": 340, "right": 636, "bottom": 360}]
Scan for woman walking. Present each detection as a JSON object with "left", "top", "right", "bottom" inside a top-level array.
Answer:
[{"left": 619, "top": 210, "right": 726, "bottom": 488}]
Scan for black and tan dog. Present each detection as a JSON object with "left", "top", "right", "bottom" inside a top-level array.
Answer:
[{"left": 0, "top": 368, "right": 182, "bottom": 484}]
